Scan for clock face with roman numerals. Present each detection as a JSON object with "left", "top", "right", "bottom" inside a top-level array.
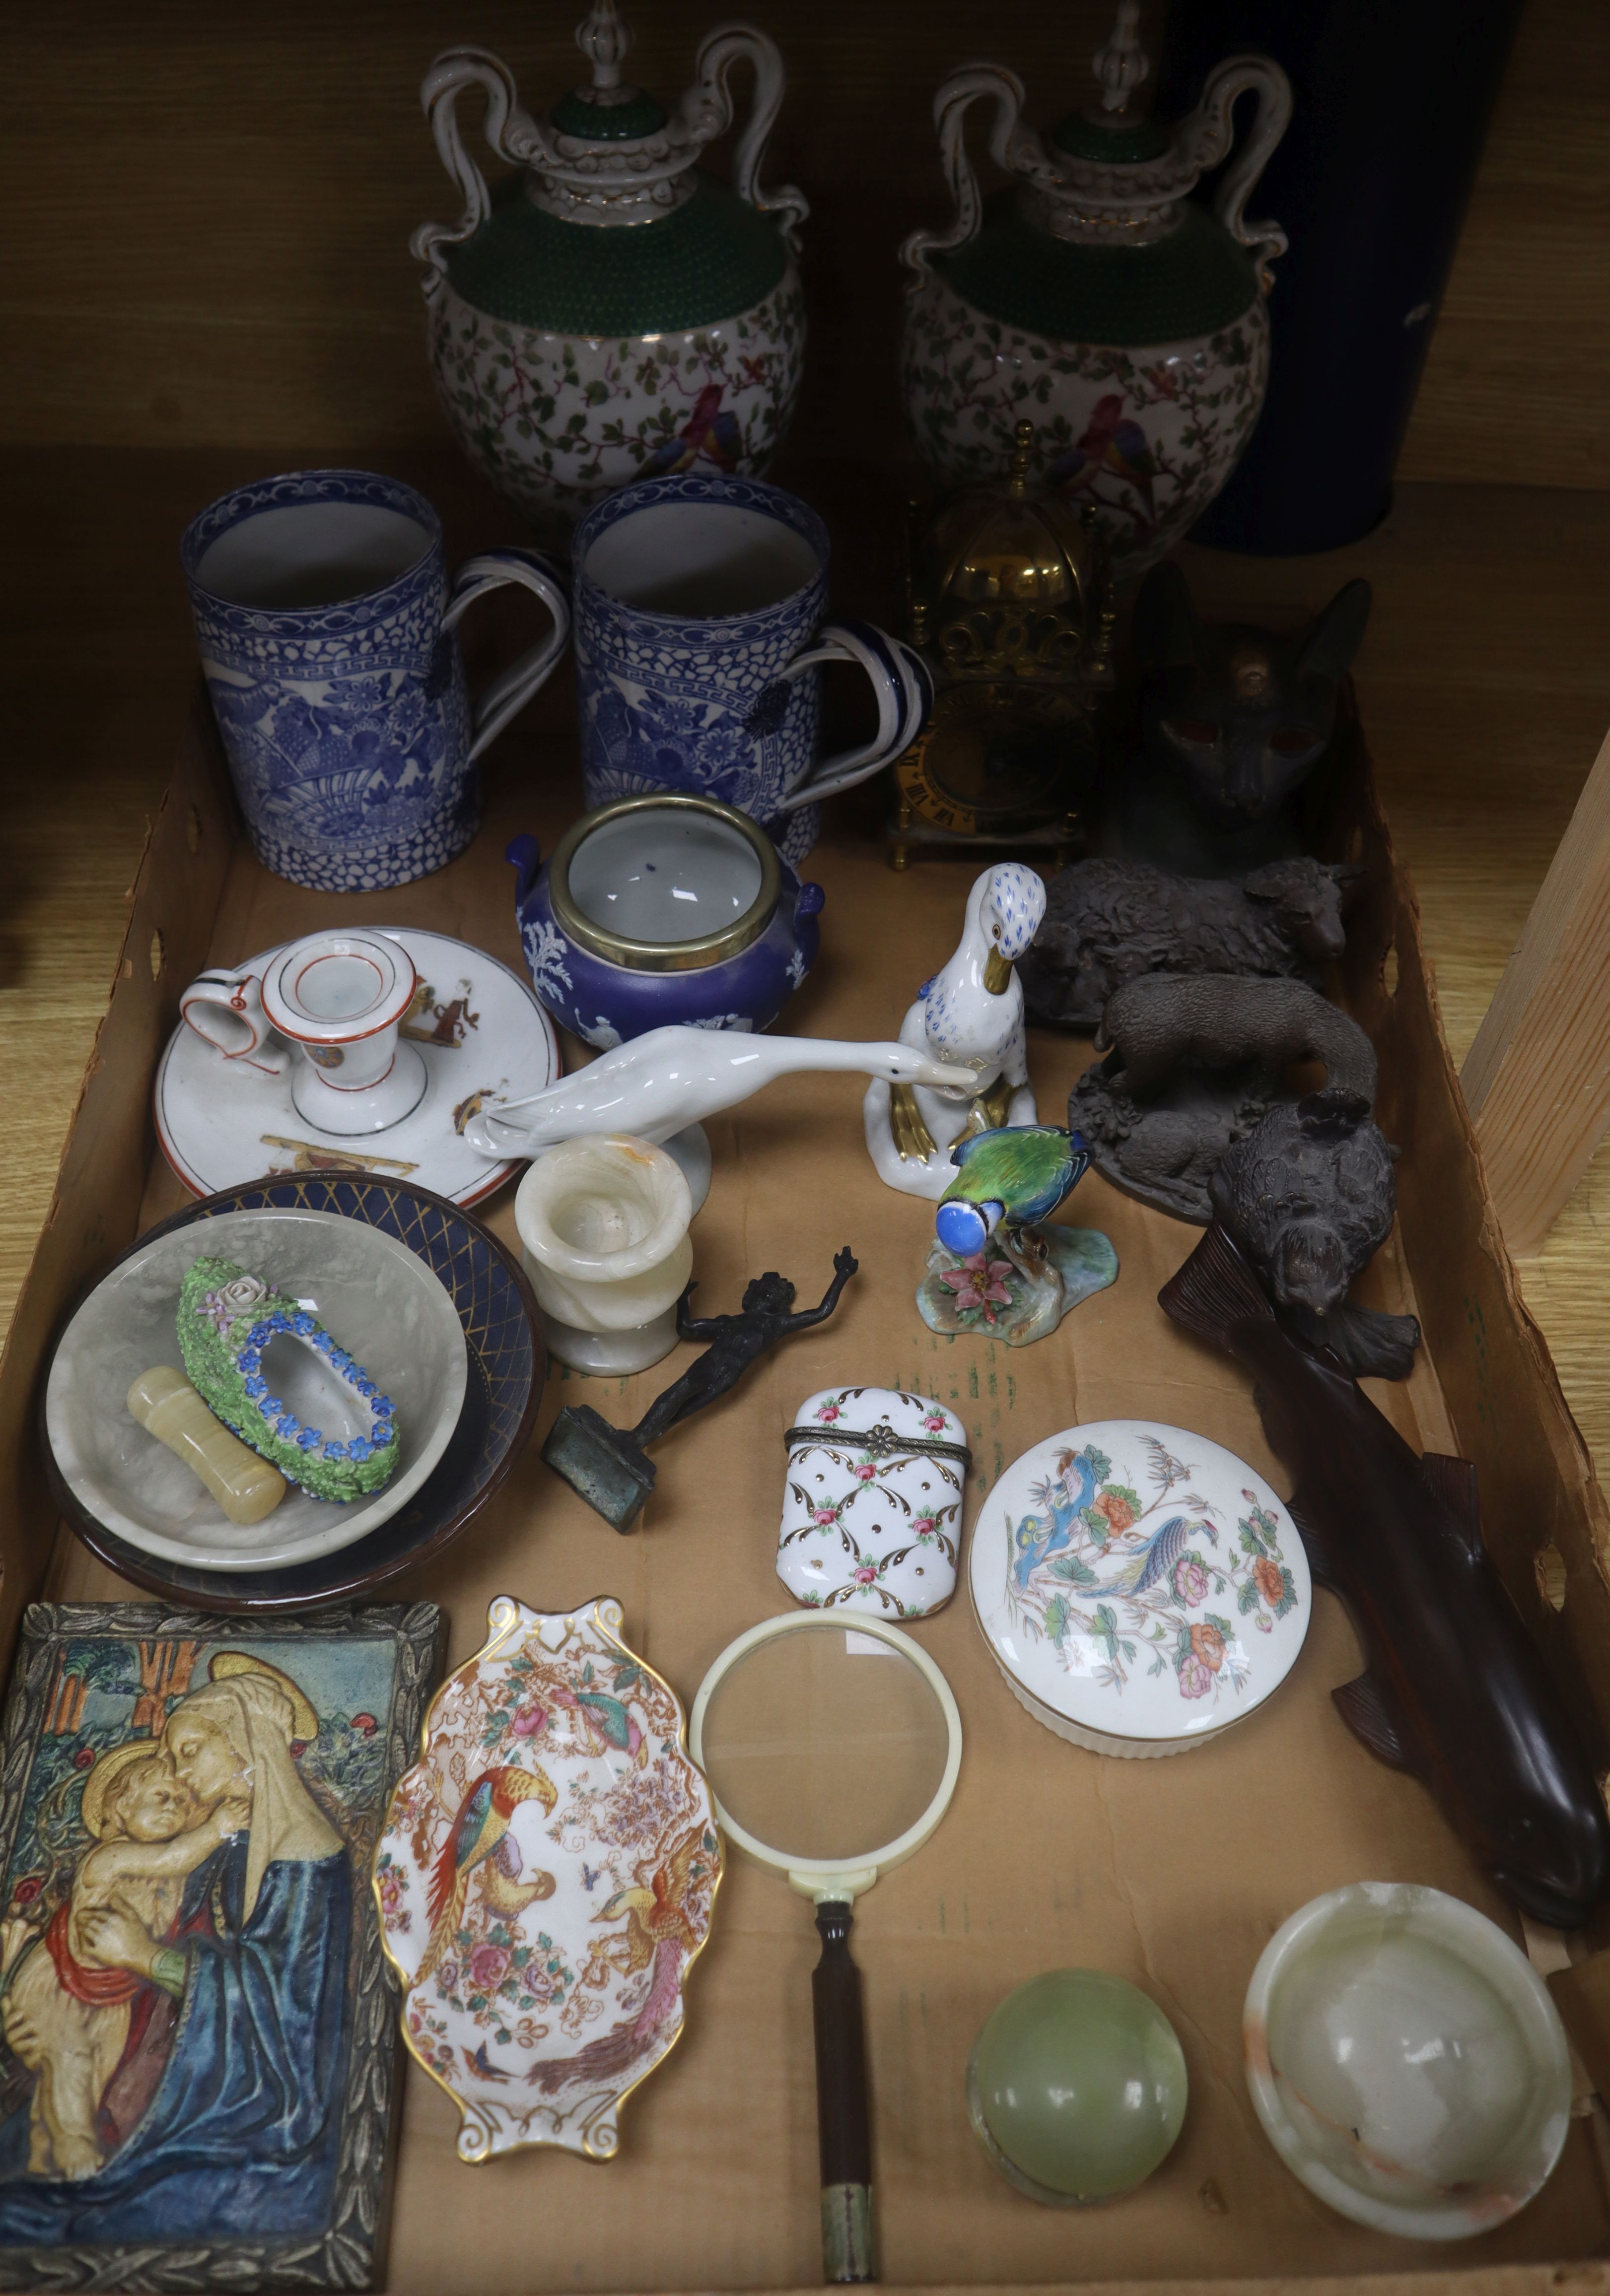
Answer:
[{"left": 894, "top": 683, "right": 1090, "bottom": 837}]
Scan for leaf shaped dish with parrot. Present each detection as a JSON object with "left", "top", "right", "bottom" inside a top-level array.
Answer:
[{"left": 374, "top": 1595, "right": 719, "bottom": 2162}]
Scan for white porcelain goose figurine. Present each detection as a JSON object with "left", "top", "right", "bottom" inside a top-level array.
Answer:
[
  {"left": 462, "top": 1024, "right": 978, "bottom": 1212},
  {"left": 863, "top": 863, "right": 1047, "bottom": 1199}
]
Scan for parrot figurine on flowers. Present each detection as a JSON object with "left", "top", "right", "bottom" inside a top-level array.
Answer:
[{"left": 919, "top": 1124, "right": 1119, "bottom": 1348}]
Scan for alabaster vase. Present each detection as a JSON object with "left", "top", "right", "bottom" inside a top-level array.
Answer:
[{"left": 515, "top": 1133, "right": 694, "bottom": 1374}]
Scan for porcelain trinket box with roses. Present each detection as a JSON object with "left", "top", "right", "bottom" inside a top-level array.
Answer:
[{"left": 777, "top": 1387, "right": 972, "bottom": 1620}]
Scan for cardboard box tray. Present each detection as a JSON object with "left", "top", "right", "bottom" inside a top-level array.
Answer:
[{"left": 4, "top": 696, "right": 1610, "bottom": 2296}]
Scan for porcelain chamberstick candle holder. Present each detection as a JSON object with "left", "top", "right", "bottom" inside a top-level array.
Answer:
[
  {"left": 572, "top": 471, "right": 931, "bottom": 868},
  {"left": 900, "top": 4, "right": 1292, "bottom": 583},
  {"left": 509, "top": 794, "right": 823, "bottom": 1047},
  {"left": 181, "top": 470, "right": 568, "bottom": 891},
  {"left": 159, "top": 926, "right": 560, "bottom": 1206},
  {"left": 185, "top": 930, "right": 427, "bottom": 1137},
  {"left": 776, "top": 1386, "right": 971, "bottom": 1619},
  {"left": 413, "top": 5, "right": 808, "bottom": 541},
  {"left": 971, "top": 1419, "right": 1310, "bottom": 1756},
  {"left": 375, "top": 1594, "right": 720, "bottom": 2163}
]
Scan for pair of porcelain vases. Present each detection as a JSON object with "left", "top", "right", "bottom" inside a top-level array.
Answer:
[{"left": 414, "top": 1, "right": 1292, "bottom": 582}]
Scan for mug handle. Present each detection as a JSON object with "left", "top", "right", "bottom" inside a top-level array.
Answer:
[
  {"left": 769, "top": 619, "right": 934, "bottom": 813},
  {"left": 179, "top": 972, "right": 290, "bottom": 1076},
  {"left": 442, "top": 548, "right": 572, "bottom": 764}
]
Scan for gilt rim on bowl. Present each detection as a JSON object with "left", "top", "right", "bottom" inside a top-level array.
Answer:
[{"left": 547, "top": 793, "right": 783, "bottom": 972}]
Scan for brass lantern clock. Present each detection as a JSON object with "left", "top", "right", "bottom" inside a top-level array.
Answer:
[{"left": 893, "top": 419, "right": 1115, "bottom": 865}]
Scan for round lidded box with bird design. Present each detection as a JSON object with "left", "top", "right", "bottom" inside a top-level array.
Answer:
[
  {"left": 412, "top": 1, "right": 807, "bottom": 542},
  {"left": 777, "top": 1387, "right": 972, "bottom": 1620},
  {"left": 971, "top": 1420, "right": 1310, "bottom": 1756},
  {"left": 373, "top": 1595, "right": 720, "bottom": 2162}
]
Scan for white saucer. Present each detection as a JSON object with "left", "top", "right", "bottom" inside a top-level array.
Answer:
[{"left": 155, "top": 929, "right": 559, "bottom": 1206}]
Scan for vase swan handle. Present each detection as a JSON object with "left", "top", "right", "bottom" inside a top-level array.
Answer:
[
  {"left": 1191, "top": 55, "right": 1293, "bottom": 295},
  {"left": 900, "top": 65, "right": 1051, "bottom": 292},
  {"left": 411, "top": 46, "right": 542, "bottom": 289},
  {"left": 682, "top": 25, "right": 809, "bottom": 255}
]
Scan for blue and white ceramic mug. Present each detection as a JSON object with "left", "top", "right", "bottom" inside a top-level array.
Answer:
[
  {"left": 182, "top": 469, "right": 570, "bottom": 892},
  {"left": 572, "top": 473, "right": 931, "bottom": 868}
]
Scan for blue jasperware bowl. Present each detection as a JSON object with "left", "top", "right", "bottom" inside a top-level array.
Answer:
[
  {"left": 509, "top": 793, "right": 824, "bottom": 1047},
  {"left": 42, "top": 1173, "right": 542, "bottom": 1613}
]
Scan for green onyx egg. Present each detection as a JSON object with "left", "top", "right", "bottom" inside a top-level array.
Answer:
[{"left": 967, "top": 1969, "right": 1189, "bottom": 2205}]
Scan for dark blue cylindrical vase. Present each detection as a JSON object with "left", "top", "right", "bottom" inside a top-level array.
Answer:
[{"left": 1157, "top": 0, "right": 1524, "bottom": 554}]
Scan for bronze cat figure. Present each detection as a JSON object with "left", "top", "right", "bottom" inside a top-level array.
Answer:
[
  {"left": 1103, "top": 566, "right": 1371, "bottom": 878},
  {"left": 1161, "top": 1220, "right": 1610, "bottom": 1929}
]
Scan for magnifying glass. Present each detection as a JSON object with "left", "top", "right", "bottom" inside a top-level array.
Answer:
[{"left": 691, "top": 1612, "right": 963, "bottom": 2285}]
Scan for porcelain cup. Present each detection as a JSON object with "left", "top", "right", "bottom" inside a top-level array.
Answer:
[
  {"left": 181, "top": 469, "right": 570, "bottom": 891},
  {"left": 571, "top": 472, "right": 931, "bottom": 867},
  {"left": 181, "top": 930, "right": 428, "bottom": 1137}
]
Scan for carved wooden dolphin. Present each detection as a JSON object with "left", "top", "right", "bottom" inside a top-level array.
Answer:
[{"left": 1161, "top": 1220, "right": 1610, "bottom": 1929}]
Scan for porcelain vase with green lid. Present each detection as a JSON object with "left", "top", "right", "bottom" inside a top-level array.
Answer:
[
  {"left": 413, "top": 0, "right": 808, "bottom": 541},
  {"left": 900, "top": 1, "right": 1291, "bottom": 584}
]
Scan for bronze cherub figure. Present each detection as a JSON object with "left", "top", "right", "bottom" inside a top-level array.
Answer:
[{"left": 543, "top": 1250, "right": 858, "bottom": 1531}]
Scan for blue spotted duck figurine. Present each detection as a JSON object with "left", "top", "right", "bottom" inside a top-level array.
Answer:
[
  {"left": 919, "top": 1125, "right": 1119, "bottom": 1347},
  {"left": 864, "top": 863, "right": 1047, "bottom": 1199}
]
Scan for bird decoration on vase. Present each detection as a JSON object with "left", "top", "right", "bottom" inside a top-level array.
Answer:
[
  {"left": 415, "top": 1764, "right": 559, "bottom": 1987},
  {"left": 918, "top": 1122, "right": 1119, "bottom": 1348},
  {"left": 641, "top": 384, "right": 745, "bottom": 477},
  {"left": 526, "top": 1823, "right": 719, "bottom": 2092},
  {"left": 864, "top": 864, "right": 1047, "bottom": 1201},
  {"left": 1050, "top": 394, "right": 1159, "bottom": 535}
]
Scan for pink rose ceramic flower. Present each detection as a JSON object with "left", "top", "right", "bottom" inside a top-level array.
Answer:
[
  {"left": 468, "top": 1942, "right": 509, "bottom": 1992},
  {"left": 853, "top": 1463, "right": 878, "bottom": 1481},
  {"left": 911, "top": 1515, "right": 937, "bottom": 1538},
  {"left": 378, "top": 1870, "right": 404, "bottom": 1916},
  {"left": 816, "top": 1403, "right": 841, "bottom": 1422},
  {"left": 923, "top": 1413, "right": 947, "bottom": 1433},
  {"left": 812, "top": 1507, "right": 838, "bottom": 1526},
  {"left": 854, "top": 1566, "right": 877, "bottom": 1585},
  {"left": 1177, "top": 1652, "right": 1213, "bottom": 1700},
  {"left": 939, "top": 1253, "right": 1015, "bottom": 1322},
  {"left": 1173, "top": 1555, "right": 1209, "bottom": 1607},
  {"left": 512, "top": 1701, "right": 548, "bottom": 1737}
]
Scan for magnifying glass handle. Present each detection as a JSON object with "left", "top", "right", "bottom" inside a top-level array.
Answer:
[{"left": 812, "top": 1900, "right": 875, "bottom": 2283}]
